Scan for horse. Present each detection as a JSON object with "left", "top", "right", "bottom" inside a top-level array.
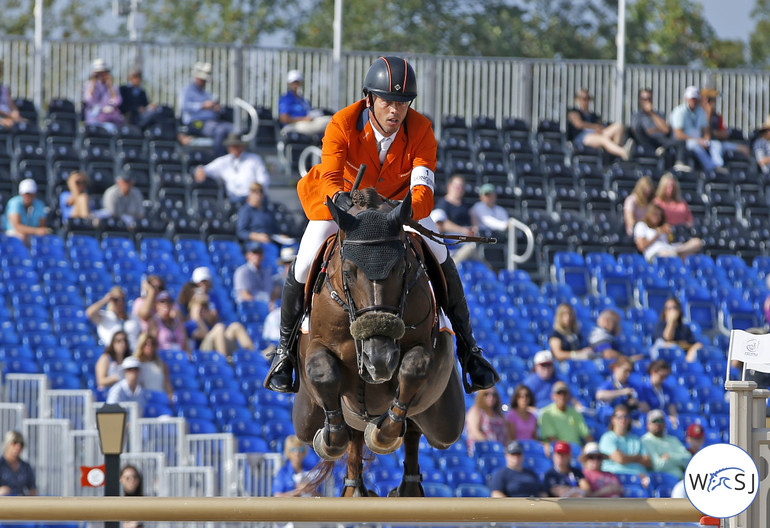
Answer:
[{"left": 291, "top": 188, "right": 465, "bottom": 497}]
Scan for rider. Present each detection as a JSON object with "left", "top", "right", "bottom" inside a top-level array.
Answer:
[{"left": 264, "top": 56, "right": 499, "bottom": 394}]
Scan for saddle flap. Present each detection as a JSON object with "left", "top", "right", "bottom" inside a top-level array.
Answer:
[
  {"left": 408, "top": 233, "right": 449, "bottom": 311},
  {"left": 306, "top": 234, "right": 338, "bottom": 309}
]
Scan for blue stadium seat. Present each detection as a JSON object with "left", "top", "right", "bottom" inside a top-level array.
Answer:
[
  {"left": 553, "top": 251, "right": 589, "bottom": 296},
  {"left": 2, "top": 359, "right": 40, "bottom": 374},
  {"left": 173, "top": 389, "right": 209, "bottom": 407},
  {"left": 253, "top": 406, "right": 293, "bottom": 424},
  {"left": 177, "top": 403, "right": 216, "bottom": 422},
  {"left": 47, "top": 373, "right": 83, "bottom": 390},
  {"left": 236, "top": 435, "right": 269, "bottom": 453},
  {"left": 209, "top": 388, "right": 248, "bottom": 407},
  {"left": 187, "top": 418, "right": 218, "bottom": 435},
  {"left": 455, "top": 483, "right": 491, "bottom": 497},
  {"left": 422, "top": 482, "right": 454, "bottom": 497},
  {"left": 623, "top": 484, "right": 649, "bottom": 498},
  {"left": 224, "top": 418, "right": 262, "bottom": 437},
  {"left": 446, "top": 468, "right": 485, "bottom": 488},
  {"left": 143, "top": 402, "right": 174, "bottom": 418}
]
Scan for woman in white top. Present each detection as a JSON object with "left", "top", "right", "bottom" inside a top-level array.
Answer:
[
  {"left": 633, "top": 204, "right": 702, "bottom": 262},
  {"left": 134, "top": 332, "right": 173, "bottom": 402},
  {"left": 86, "top": 286, "right": 141, "bottom": 348},
  {"left": 95, "top": 330, "right": 130, "bottom": 390}
]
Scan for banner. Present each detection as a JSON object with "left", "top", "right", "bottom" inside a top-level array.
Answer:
[
  {"left": 80, "top": 465, "right": 106, "bottom": 487},
  {"left": 729, "top": 330, "right": 770, "bottom": 373}
]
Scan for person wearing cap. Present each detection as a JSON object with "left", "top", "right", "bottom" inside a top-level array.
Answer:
[
  {"left": 3, "top": 178, "right": 49, "bottom": 245},
  {"left": 265, "top": 56, "right": 498, "bottom": 394},
  {"left": 0, "top": 59, "right": 26, "bottom": 129},
  {"left": 233, "top": 242, "right": 273, "bottom": 305},
  {"left": 470, "top": 183, "right": 509, "bottom": 238},
  {"left": 700, "top": 87, "right": 751, "bottom": 160},
  {"left": 753, "top": 115, "right": 770, "bottom": 174},
  {"left": 669, "top": 85, "right": 724, "bottom": 172},
  {"left": 0, "top": 431, "right": 36, "bottom": 496},
  {"left": 685, "top": 423, "right": 705, "bottom": 456},
  {"left": 522, "top": 350, "right": 564, "bottom": 409},
  {"left": 543, "top": 441, "right": 590, "bottom": 497},
  {"left": 84, "top": 58, "right": 124, "bottom": 132},
  {"left": 598, "top": 403, "right": 651, "bottom": 478},
  {"left": 278, "top": 69, "right": 332, "bottom": 137},
  {"left": 640, "top": 409, "right": 691, "bottom": 479},
  {"left": 489, "top": 440, "right": 547, "bottom": 498},
  {"left": 578, "top": 441, "right": 623, "bottom": 498},
  {"left": 179, "top": 61, "right": 233, "bottom": 157},
  {"left": 538, "top": 381, "right": 592, "bottom": 445},
  {"left": 101, "top": 172, "right": 145, "bottom": 226},
  {"left": 147, "top": 290, "right": 189, "bottom": 356},
  {"left": 119, "top": 68, "right": 160, "bottom": 129},
  {"left": 106, "top": 355, "right": 146, "bottom": 413},
  {"left": 194, "top": 132, "right": 270, "bottom": 204},
  {"left": 566, "top": 88, "right": 630, "bottom": 161}
]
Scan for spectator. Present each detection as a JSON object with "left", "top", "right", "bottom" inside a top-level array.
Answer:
[
  {"left": 588, "top": 309, "right": 623, "bottom": 360},
  {"left": 578, "top": 441, "right": 623, "bottom": 498},
  {"left": 106, "top": 356, "right": 146, "bottom": 412},
  {"left": 622, "top": 176, "right": 655, "bottom": 237},
  {"left": 194, "top": 132, "right": 270, "bottom": 205},
  {"left": 59, "top": 170, "right": 92, "bottom": 223},
  {"left": 185, "top": 290, "right": 254, "bottom": 358},
  {"left": 637, "top": 359, "right": 678, "bottom": 423},
  {"left": 465, "top": 387, "right": 514, "bottom": 453},
  {"left": 653, "top": 297, "right": 702, "bottom": 363},
  {"left": 119, "top": 68, "right": 158, "bottom": 128},
  {"left": 652, "top": 173, "right": 694, "bottom": 228},
  {"left": 640, "top": 409, "right": 691, "bottom": 479},
  {"left": 505, "top": 385, "right": 538, "bottom": 441},
  {"left": 753, "top": 116, "right": 770, "bottom": 174},
  {"left": 233, "top": 242, "right": 273, "bottom": 306},
  {"left": 522, "top": 350, "right": 563, "bottom": 409},
  {"left": 95, "top": 330, "right": 130, "bottom": 391},
  {"left": 633, "top": 204, "right": 702, "bottom": 262},
  {"left": 685, "top": 423, "right": 706, "bottom": 456},
  {"left": 489, "top": 440, "right": 547, "bottom": 498},
  {"left": 598, "top": 404, "right": 651, "bottom": 479},
  {"left": 3, "top": 179, "right": 49, "bottom": 245},
  {"left": 236, "top": 182, "right": 284, "bottom": 245},
  {"left": 86, "top": 285, "right": 141, "bottom": 348},
  {"left": 470, "top": 183, "right": 509, "bottom": 238},
  {"left": 670, "top": 85, "right": 724, "bottom": 172},
  {"left": 179, "top": 62, "right": 233, "bottom": 157},
  {"left": 133, "top": 333, "right": 173, "bottom": 403},
  {"left": 548, "top": 303, "right": 594, "bottom": 361},
  {"left": 147, "top": 291, "right": 189, "bottom": 356},
  {"left": 120, "top": 464, "right": 144, "bottom": 496},
  {"left": 700, "top": 87, "right": 752, "bottom": 160},
  {"left": 538, "top": 381, "right": 593, "bottom": 445},
  {"left": 566, "top": 88, "right": 629, "bottom": 161},
  {"left": 0, "top": 431, "right": 36, "bottom": 496},
  {"left": 430, "top": 174, "right": 477, "bottom": 262},
  {"left": 595, "top": 356, "right": 642, "bottom": 413},
  {"left": 272, "top": 435, "right": 320, "bottom": 497},
  {"left": 83, "top": 58, "right": 123, "bottom": 133},
  {"left": 0, "top": 60, "right": 26, "bottom": 128},
  {"left": 131, "top": 275, "right": 169, "bottom": 329},
  {"left": 102, "top": 173, "right": 145, "bottom": 227},
  {"left": 629, "top": 88, "right": 682, "bottom": 161},
  {"left": 278, "top": 70, "right": 332, "bottom": 137},
  {"left": 543, "top": 441, "right": 590, "bottom": 497}
]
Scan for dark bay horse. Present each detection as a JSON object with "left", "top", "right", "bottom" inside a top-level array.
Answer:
[{"left": 292, "top": 189, "right": 465, "bottom": 496}]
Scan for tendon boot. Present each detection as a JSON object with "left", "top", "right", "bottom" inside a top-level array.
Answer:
[
  {"left": 440, "top": 258, "right": 500, "bottom": 393},
  {"left": 264, "top": 262, "right": 305, "bottom": 393}
]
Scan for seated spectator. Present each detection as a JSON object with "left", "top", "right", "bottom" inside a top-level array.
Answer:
[
  {"left": 685, "top": 423, "right": 706, "bottom": 456},
  {"left": 235, "top": 183, "right": 293, "bottom": 245},
  {"left": 147, "top": 291, "right": 189, "bottom": 356},
  {"left": 538, "top": 381, "right": 593, "bottom": 445},
  {"left": 95, "top": 330, "right": 130, "bottom": 391},
  {"left": 505, "top": 384, "right": 538, "bottom": 441},
  {"left": 622, "top": 176, "right": 655, "bottom": 237},
  {"left": 543, "top": 441, "right": 590, "bottom": 497},
  {"left": 86, "top": 286, "right": 141, "bottom": 348},
  {"left": 0, "top": 60, "right": 26, "bottom": 128},
  {"left": 133, "top": 333, "right": 173, "bottom": 403},
  {"left": 595, "top": 356, "right": 642, "bottom": 413},
  {"left": 3, "top": 179, "right": 50, "bottom": 245},
  {"left": 567, "top": 88, "right": 629, "bottom": 161},
  {"left": 489, "top": 440, "right": 547, "bottom": 498},
  {"left": 278, "top": 70, "right": 332, "bottom": 137},
  {"left": 101, "top": 173, "right": 145, "bottom": 227},
  {"left": 59, "top": 170, "right": 92, "bottom": 223},
  {"left": 120, "top": 464, "right": 144, "bottom": 497},
  {"left": 578, "top": 441, "right": 623, "bottom": 498},
  {"left": 753, "top": 116, "right": 770, "bottom": 174},
  {"left": 629, "top": 88, "right": 682, "bottom": 161},
  {"left": 179, "top": 62, "right": 233, "bottom": 157},
  {"left": 83, "top": 58, "right": 123, "bottom": 133},
  {"left": 598, "top": 404, "right": 651, "bottom": 479},
  {"left": 588, "top": 309, "right": 623, "bottom": 359},
  {"left": 106, "top": 356, "right": 146, "bottom": 413},
  {"left": 0, "top": 431, "right": 36, "bottom": 496},
  {"left": 118, "top": 68, "right": 159, "bottom": 128},
  {"left": 233, "top": 242, "right": 273, "bottom": 305},
  {"left": 185, "top": 290, "right": 254, "bottom": 358},
  {"left": 272, "top": 435, "right": 320, "bottom": 497},
  {"left": 470, "top": 183, "right": 509, "bottom": 238},
  {"left": 549, "top": 303, "right": 594, "bottom": 361},
  {"left": 670, "top": 86, "right": 723, "bottom": 172},
  {"left": 701, "top": 87, "right": 751, "bottom": 159},
  {"left": 652, "top": 173, "right": 694, "bottom": 228},
  {"left": 653, "top": 297, "right": 702, "bottom": 363},
  {"left": 522, "top": 350, "right": 564, "bottom": 409},
  {"left": 637, "top": 359, "right": 677, "bottom": 424},
  {"left": 131, "top": 275, "right": 169, "bottom": 330},
  {"left": 466, "top": 387, "right": 514, "bottom": 453},
  {"left": 633, "top": 204, "right": 702, "bottom": 262},
  {"left": 431, "top": 174, "right": 477, "bottom": 262},
  {"left": 194, "top": 132, "right": 270, "bottom": 205},
  {"left": 640, "top": 409, "right": 691, "bottom": 479}
]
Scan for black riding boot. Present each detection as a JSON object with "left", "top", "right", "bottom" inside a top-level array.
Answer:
[
  {"left": 264, "top": 262, "right": 305, "bottom": 393},
  {"left": 440, "top": 257, "right": 500, "bottom": 393}
]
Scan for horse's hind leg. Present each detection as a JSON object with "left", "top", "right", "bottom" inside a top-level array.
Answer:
[
  {"left": 389, "top": 425, "right": 424, "bottom": 497},
  {"left": 305, "top": 343, "right": 350, "bottom": 461},
  {"left": 340, "top": 429, "right": 374, "bottom": 497}
]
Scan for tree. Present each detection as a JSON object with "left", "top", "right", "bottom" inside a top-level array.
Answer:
[
  {"left": 749, "top": 0, "right": 770, "bottom": 67},
  {"left": 0, "top": 0, "right": 110, "bottom": 39}
]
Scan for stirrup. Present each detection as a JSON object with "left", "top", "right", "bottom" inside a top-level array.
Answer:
[{"left": 263, "top": 346, "right": 299, "bottom": 393}]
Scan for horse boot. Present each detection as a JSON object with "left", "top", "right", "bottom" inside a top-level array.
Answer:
[
  {"left": 440, "top": 258, "right": 500, "bottom": 393},
  {"left": 264, "top": 262, "right": 305, "bottom": 393}
]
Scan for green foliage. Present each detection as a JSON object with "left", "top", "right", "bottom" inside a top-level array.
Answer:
[
  {"left": 750, "top": 0, "right": 770, "bottom": 67},
  {"left": 0, "top": 0, "right": 109, "bottom": 38}
]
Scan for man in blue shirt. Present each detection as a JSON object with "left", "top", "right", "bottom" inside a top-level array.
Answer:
[
  {"left": 179, "top": 62, "right": 233, "bottom": 156},
  {"left": 236, "top": 182, "right": 277, "bottom": 244},
  {"left": 278, "top": 69, "right": 331, "bottom": 137},
  {"left": 3, "top": 179, "right": 49, "bottom": 246},
  {"left": 489, "top": 441, "right": 546, "bottom": 498},
  {"left": 0, "top": 431, "right": 36, "bottom": 496},
  {"left": 670, "top": 85, "right": 724, "bottom": 172},
  {"left": 233, "top": 242, "right": 274, "bottom": 305}
]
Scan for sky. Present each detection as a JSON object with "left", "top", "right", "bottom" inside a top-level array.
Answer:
[{"left": 701, "top": 0, "right": 756, "bottom": 41}]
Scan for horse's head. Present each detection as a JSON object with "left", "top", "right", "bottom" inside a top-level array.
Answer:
[{"left": 327, "top": 189, "right": 413, "bottom": 384}]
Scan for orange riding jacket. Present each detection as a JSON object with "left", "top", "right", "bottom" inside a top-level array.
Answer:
[{"left": 297, "top": 99, "right": 437, "bottom": 221}]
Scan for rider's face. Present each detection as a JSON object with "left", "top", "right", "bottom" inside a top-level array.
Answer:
[{"left": 369, "top": 95, "right": 409, "bottom": 136}]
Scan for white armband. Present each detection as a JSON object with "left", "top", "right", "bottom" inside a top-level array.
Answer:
[{"left": 410, "top": 166, "right": 435, "bottom": 192}]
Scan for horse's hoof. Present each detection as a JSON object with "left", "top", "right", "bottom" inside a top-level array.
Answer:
[
  {"left": 312, "top": 429, "right": 346, "bottom": 461},
  {"left": 363, "top": 422, "right": 403, "bottom": 455}
]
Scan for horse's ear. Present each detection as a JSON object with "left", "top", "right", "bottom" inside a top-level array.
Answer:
[
  {"left": 327, "top": 196, "right": 356, "bottom": 231},
  {"left": 388, "top": 191, "right": 412, "bottom": 226}
]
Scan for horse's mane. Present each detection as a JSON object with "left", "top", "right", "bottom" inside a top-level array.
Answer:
[{"left": 351, "top": 188, "right": 389, "bottom": 211}]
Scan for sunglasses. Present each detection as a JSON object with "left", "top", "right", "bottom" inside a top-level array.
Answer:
[
  {"left": 289, "top": 446, "right": 306, "bottom": 453},
  {"left": 639, "top": 95, "right": 652, "bottom": 101},
  {"left": 585, "top": 454, "right": 603, "bottom": 460},
  {"left": 555, "top": 390, "right": 569, "bottom": 395},
  {"left": 650, "top": 419, "right": 665, "bottom": 424}
]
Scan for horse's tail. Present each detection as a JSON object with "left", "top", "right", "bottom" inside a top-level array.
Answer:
[{"left": 305, "top": 459, "right": 336, "bottom": 495}]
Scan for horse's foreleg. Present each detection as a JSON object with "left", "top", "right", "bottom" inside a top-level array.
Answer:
[
  {"left": 305, "top": 344, "right": 349, "bottom": 461},
  {"left": 389, "top": 425, "right": 424, "bottom": 497}
]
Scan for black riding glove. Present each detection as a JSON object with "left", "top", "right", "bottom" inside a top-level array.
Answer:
[{"left": 333, "top": 191, "right": 353, "bottom": 211}]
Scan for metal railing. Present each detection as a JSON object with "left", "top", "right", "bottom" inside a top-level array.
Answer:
[{"left": 506, "top": 217, "right": 536, "bottom": 271}]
